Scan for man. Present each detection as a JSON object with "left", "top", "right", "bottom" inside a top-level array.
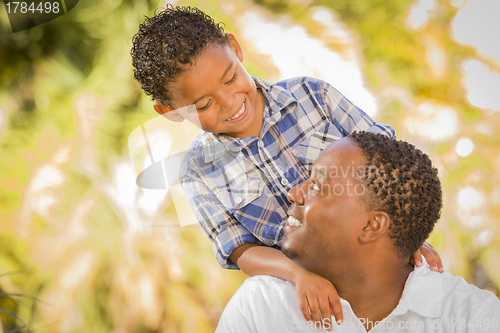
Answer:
[{"left": 216, "top": 131, "right": 500, "bottom": 332}]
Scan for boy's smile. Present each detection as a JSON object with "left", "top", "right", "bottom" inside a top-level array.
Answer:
[{"left": 160, "top": 34, "right": 265, "bottom": 139}]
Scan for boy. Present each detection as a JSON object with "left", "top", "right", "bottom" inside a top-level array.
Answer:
[{"left": 131, "top": 5, "right": 443, "bottom": 327}]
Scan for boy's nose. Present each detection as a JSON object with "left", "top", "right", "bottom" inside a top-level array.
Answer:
[
  {"left": 218, "top": 90, "right": 237, "bottom": 113},
  {"left": 287, "top": 182, "right": 305, "bottom": 206}
]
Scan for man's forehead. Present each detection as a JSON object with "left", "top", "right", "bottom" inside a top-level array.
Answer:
[{"left": 316, "top": 138, "right": 364, "bottom": 166}]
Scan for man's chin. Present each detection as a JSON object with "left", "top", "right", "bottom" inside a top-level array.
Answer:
[{"left": 281, "top": 246, "right": 300, "bottom": 261}]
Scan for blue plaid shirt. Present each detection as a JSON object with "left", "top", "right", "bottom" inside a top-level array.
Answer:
[{"left": 180, "top": 77, "right": 395, "bottom": 269}]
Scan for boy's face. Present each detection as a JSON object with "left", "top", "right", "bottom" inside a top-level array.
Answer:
[{"left": 157, "top": 34, "right": 265, "bottom": 139}]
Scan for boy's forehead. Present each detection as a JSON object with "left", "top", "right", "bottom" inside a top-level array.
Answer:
[{"left": 166, "top": 44, "right": 236, "bottom": 106}]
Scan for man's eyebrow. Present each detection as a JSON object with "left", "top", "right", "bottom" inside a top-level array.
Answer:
[
  {"left": 312, "top": 166, "right": 328, "bottom": 179},
  {"left": 191, "top": 61, "right": 234, "bottom": 105}
]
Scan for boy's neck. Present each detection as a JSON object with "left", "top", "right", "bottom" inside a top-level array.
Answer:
[{"left": 245, "top": 88, "right": 266, "bottom": 138}]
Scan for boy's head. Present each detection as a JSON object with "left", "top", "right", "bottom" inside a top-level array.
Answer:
[
  {"left": 131, "top": 5, "right": 264, "bottom": 139},
  {"left": 131, "top": 5, "right": 228, "bottom": 107}
]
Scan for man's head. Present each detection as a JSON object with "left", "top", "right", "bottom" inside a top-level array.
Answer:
[
  {"left": 131, "top": 5, "right": 263, "bottom": 138},
  {"left": 282, "top": 132, "right": 442, "bottom": 276}
]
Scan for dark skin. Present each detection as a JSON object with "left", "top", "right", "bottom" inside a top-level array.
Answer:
[
  {"left": 153, "top": 34, "right": 444, "bottom": 330},
  {"left": 282, "top": 138, "right": 435, "bottom": 331}
]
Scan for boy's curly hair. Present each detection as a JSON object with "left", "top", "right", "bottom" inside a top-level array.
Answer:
[
  {"left": 349, "top": 132, "right": 442, "bottom": 258},
  {"left": 131, "top": 5, "right": 228, "bottom": 106}
]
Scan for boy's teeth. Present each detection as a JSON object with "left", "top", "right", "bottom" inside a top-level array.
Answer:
[
  {"left": 287, "top": 216, "right": 302, "bottom": 227},
  {"left": 227, "top": 102, "right": 245, "bottom": 121}
]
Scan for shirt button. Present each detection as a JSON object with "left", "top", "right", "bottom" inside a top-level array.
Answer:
[
  {"left": 235, "top": 197, "right": 242, "bottom": 204},
  {"left": 281, "top": 178, "right": 289, "bottom": 186},
  {"left": 320, "top": 142, "right": 326, "bottom": 149},
  {"left": 258, "top": 141, "right": 264, "bottom": 148}
]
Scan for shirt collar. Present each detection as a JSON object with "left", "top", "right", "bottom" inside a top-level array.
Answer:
[
  {"left": 200, "top": 133, "right": 242, "bottom": 163},
  {"left": 335, "top": 257, "right": 443, "bottom": 329},
  {"left": 391, "top": 257, "right": 443, "bottom": 318},
  {"left": 253, "top": 76, "right": 297, "bottom": 123}
]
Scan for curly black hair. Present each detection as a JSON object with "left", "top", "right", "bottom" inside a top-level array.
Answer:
[
  {"left": 131, "top": 5, "right": 228, "bottom": 106},
  {"left": 348, "top": 131, "right": 442, "bottom": 258}
]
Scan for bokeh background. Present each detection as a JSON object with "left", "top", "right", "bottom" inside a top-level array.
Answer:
[{"left": 1, "top": 0, "right": 499, "bottom": 332}]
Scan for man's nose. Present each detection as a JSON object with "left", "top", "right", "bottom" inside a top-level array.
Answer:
[{"left": 287, "top": 182, "right": 305, "bottom": 205}]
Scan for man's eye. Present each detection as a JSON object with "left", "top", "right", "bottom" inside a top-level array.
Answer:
[{"left": 311, "top": 182, "right": 321, "bottom": 191}]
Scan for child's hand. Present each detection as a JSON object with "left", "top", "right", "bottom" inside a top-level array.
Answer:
[
  {"left": 411, "top": 241, "right": 444, "bottom": 273},
  {"left": 293, "top": 268, "right": 343, "bottom": 331}
]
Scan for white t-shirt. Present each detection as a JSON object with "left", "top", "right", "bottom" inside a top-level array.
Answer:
[{"left": 216, "top": 263, "right": 500, "bottom": 332}]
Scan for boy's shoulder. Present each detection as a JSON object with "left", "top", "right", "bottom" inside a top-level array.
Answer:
[{"left": 255, "top": 76, "right": 329, "bottom": 93}]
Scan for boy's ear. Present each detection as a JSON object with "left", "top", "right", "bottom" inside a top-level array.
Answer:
[
  {"left": 226, "top": 32, "right": 244, "bottom": 63},
  {"left": 358, "top": 212, "right": 391, "bottom": 244},
  {"left": 153, "top": 102, "right": 185, "bottom": 122}
]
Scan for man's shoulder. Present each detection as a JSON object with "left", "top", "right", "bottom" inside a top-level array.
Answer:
[
  {"left": 440, "top": 272, "right": 500, "bottom": 309},
  {"left": 403, "top": 264, "right": 500, "bottom": 323},
  {"left": 230, "top": 275, "right": 298, "bottom": 308},
  {"left": 240, "top": 275, "right": 295, "bottom": 294}
]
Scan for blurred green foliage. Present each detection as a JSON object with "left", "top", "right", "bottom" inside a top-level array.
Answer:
[{"left": 0, "top": 0, "right": 499, "bottom": 332}]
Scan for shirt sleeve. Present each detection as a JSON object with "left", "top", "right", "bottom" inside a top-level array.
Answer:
[
  {"left": 181, "top": 172, "right": 262, "bottom": 270},
  {"left": 321, "top": 82, "right": 396, "bottom": 138}
]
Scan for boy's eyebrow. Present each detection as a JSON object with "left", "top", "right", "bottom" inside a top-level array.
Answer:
[{"left": 191, "top": 61, "right": 235, "bottom": 105}]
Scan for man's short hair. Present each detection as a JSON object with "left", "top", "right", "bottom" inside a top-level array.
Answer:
[
  {"left": 349, "top": 131, "right": 442, "bottom": 258},
  {"left": 130, "top": 5, "right": 228, "bottom": 106}
]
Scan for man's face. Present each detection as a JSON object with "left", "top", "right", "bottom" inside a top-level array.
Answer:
[
  {"left": 165, "top": 36, "right": 264, "bottom": 139},
  {"left": 282, "top": 138, "right": 372, "bottom": 275}
]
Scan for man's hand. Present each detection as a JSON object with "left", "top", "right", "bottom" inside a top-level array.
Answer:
[
  {"left": 411, "top": 241, "right": 444, "bottom": 273},
  {"left": 293, "top": 268, "right": 343, "bottom": 331}
]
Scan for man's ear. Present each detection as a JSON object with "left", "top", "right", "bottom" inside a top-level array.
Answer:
[
  {"left": 359, "top": 212, "right": 391, "bottom": 244},
  {"left": 226, "top": 32, "right": 244, "bottom": 63},
  {"left": 153, "top": 102, "right": 185, "bottom": 122}
]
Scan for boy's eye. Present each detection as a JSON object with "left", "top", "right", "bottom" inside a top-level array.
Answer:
[
  {"left": 197, "top": 100, "right": 211, "bottom": 111},
  {"left": 225, "top": 72, "right": 237, "bottom": 85}
]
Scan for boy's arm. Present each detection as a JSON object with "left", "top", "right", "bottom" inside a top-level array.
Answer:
[
  {"left": 230, "top": 244, "right": 343, "bottom": 329},
  {"left": 181, "top": 173, "right": 261, "bottom": 269}
]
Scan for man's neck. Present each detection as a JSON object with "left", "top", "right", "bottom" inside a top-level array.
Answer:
[{"left": 333, "top": 263, "right": 414, "bottom": 331}]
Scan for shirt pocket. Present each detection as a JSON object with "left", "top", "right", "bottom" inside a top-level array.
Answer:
[
  {"left": 211, "top": 157, "right": 265, "bottom": 214},
  {"left": 293, "top": 122, "right": 343, "bottom": 170}
]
